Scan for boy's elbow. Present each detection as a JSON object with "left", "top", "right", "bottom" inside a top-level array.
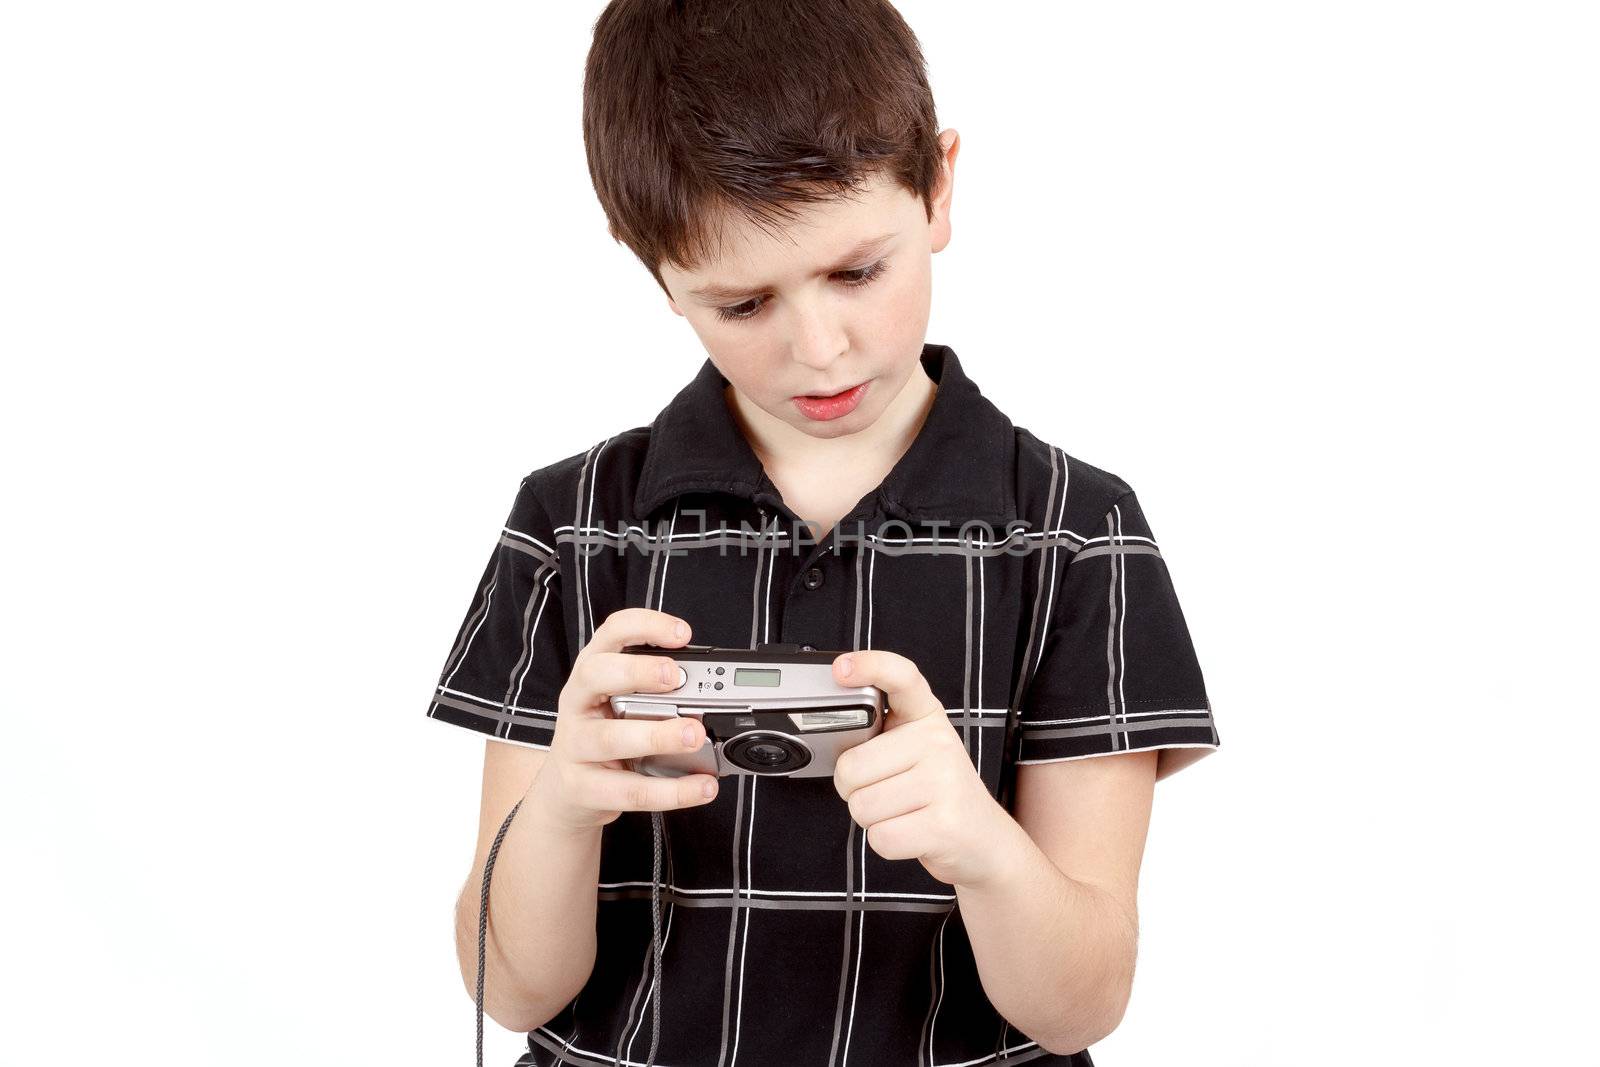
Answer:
[
  {"left": 455, "top": 952, "right": 577, "bottom": 1035},
  {"left": 452, "top": 901, "right": 586, "bottom": 1036},
  {"left": 1038, "top": 1023, "right": 1109, "bottom": 1059},
  {"left": 480, "top": 994, "right": 555, "bottom": 1036},
  {"left": 1040, "top": 993, "right": 1132, "bottom": 1057}
]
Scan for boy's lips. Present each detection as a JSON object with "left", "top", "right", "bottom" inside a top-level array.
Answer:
[{"left": 793, "top": 381, "right": 868, "bottom": 421}]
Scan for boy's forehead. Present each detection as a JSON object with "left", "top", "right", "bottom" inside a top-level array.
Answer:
[{"left": 670, "top": 173, "right": 919, "bottom": 294}]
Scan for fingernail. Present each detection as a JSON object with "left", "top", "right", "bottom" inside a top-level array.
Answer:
[
  {"left": 702, "top": 778, "right": 717, "bottom": 798},
  {"left": 838, "top": 656, "right": 853, "bottom": 676},
  {"left": 682, "top": 724, "right": 697, "bottom": 748},
  {"left": 660, "top": 661, "right": 674, "bottom": 684},
  {"left": 675, "top": 620, "right": 689, "bottom": 639}
]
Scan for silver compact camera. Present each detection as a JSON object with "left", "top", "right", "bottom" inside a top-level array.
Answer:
[{"left": 610, "top": 642, "right": 886, "bottom": 779}]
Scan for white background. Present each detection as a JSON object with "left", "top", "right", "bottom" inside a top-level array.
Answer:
[{"left": 4, "top": 2, "right": 1595, "bottom": 1064}]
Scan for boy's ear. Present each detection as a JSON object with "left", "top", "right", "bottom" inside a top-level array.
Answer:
[{"left": 931, "top": 128, "right": 961, "bottom": 252}]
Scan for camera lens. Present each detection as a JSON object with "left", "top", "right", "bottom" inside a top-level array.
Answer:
[{"left": 724, "top": 732, "right": 811, "bottom": 774}]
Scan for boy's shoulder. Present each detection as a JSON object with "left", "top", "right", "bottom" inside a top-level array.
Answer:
[
  {"left": 925, "top": 343, "right": 1143, "bottom": 532},
  {"left": 1008, "top": 420, "right": 1141, "bottom": 534},
  {"left": 499, "top": 424, "right": 654, "bottom": 535}
]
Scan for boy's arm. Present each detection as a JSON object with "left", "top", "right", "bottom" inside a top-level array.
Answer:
[
  {"left": 955, "top": 749, "right": 1157, "bottom": 1056},
  {"left": 454, "top": 740, "right": 601, "bottom": 1033}
]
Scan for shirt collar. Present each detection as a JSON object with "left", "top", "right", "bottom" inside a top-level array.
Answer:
[{"left": 633, "top": 342, "right": 1017, "bottom": 528}]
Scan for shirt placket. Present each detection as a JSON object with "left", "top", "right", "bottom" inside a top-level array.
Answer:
[{"left": 754, "top": 484, "right": 885, "bottom": 655}]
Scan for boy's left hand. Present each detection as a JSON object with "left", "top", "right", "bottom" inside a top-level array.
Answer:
[{"left": 828, "top": 649, "right": 1013, "bottom": 888}]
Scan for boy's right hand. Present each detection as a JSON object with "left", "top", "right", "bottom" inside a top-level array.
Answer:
[{"left": 529, "top": 607, "right": 718, "bottom": 832}]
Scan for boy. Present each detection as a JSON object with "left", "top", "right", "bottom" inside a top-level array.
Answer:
[{"left": 427, "top": 2, "right": 1221, "bottom": 1064}]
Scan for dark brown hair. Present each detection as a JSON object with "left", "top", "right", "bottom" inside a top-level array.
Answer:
[{"left": 582, "top": 0, "right": 944, "bottom": 295}]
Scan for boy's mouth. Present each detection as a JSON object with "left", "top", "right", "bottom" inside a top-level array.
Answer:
[{"left": 793, "top": 381, "right": 868, "bottom": 422}]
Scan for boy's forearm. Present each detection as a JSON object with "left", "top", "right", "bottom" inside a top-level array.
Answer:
[
  {"left": 454, "top": 792, "right": 603, "bottom": 1033},
  {"left": 955, "top": 816, "right": 1137, "bottom": 1056}
]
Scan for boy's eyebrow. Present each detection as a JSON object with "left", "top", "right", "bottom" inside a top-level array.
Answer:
[{"left": 689, "top": 232, "right": 898, "bottom": 302}]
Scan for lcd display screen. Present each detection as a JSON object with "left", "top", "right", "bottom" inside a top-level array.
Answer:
[{"left": 734, "top": 668, "right": 781, "bottom": 687}]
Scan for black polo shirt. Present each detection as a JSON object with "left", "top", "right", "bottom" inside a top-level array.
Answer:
[{"left": 428, "top": 342, "right": 1220, "bottom": 1067}]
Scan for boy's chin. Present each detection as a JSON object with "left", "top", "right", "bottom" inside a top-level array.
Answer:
[{"left": 783, "top": 403, "right": 874, "bottom": 439}]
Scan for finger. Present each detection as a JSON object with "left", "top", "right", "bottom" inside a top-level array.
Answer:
[
  {"left": 570, "top": 647, "right": 689, "bottom": 708},
  {"left": 863, "top": 805, "right": 937, "bottom": 863},
  {"left": 833, "top": 728, "right": 922, "bottom": 800},
  {"left": 572, "top": 764, "right": 719, "bottom": 812},
  {"left": 833, "top": 649, "right": 944, "bottom": 725},
  {"left": 582, "top": 606, "right": 693, "bottom": 659},
  {"left": 572, "top": 712, "right": 708, "bottom": 764},
  {"left": 844, "top": 770, "right": 928, "bottom": 829}
]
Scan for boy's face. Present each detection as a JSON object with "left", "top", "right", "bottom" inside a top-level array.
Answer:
[{"left": 659, "top": 130, "right": 959, "bottom": 443}]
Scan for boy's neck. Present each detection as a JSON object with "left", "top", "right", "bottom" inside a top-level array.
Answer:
[{"left": 723, "top": 360, "right": 939, "bottom": 529}]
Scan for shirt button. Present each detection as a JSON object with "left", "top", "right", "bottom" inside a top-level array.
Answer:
[{"left": 803, "top": 567, "right": 825, "bottom": 591}]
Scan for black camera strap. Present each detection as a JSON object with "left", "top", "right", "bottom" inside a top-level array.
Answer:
[
  {"left": 477, "top": 798, "right": 522, "bottom": 1067},
  {"left": 475, "top": 799, "right": 669, "bottom": 1067}
]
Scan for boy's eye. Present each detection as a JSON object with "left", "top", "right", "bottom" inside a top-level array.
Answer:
[
  {"left": 717, "top": 298, "right": 765, "bottom": 322},
  {"left": 834, "top": 261, "right": 886, "bottom": 286},
  {"left": 712, "top": 259, "right": 890, "bottom": 324}
]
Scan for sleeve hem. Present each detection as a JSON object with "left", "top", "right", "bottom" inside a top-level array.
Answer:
[
  {"left": 1015, "top": 704, "right": 1220, "bottom": 773},
  {"left": 427, "top": 685, "right": 559, "bottom": 747}
]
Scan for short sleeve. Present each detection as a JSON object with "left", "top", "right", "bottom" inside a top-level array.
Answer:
[
  {"left": 425, "top": 477, "right": 572, "bottom": 748},
  {"left": 1015, "top": 489, "right": 1220, "bottom": 781}
]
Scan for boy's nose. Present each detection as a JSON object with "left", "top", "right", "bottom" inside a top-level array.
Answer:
[{"left": 786, "top": 307, "right": 849, "bottom": 371}]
